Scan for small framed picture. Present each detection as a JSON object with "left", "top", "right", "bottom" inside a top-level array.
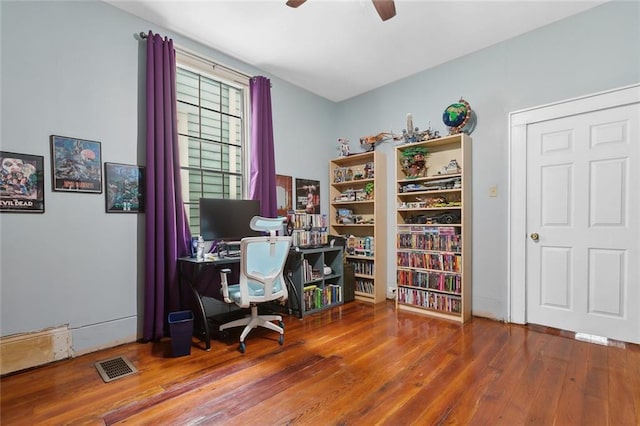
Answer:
[
  {"left": 0, "top": 151, "right": 45, "bottom": 213},
  {"left": 295, "top": 178, "right": 320, "bottom": 214},
  {"left": 50, "top": 135, "right": 102, "bottom": 193},
  {"left": 104, "top": 163, "right": 145, "bottom": 213},
  {"left": 276, "top": 174, "right": 293, "bottom": 217}
]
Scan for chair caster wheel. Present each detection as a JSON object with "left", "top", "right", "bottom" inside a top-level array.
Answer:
[
  {"left": 278, "top": 334, "right": 284, "bottom": 346},
  {"left": 238, "top": 342, "right": 246, "bottom": 353}
]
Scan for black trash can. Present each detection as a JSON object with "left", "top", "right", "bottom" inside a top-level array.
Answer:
[{"left": 168, "top": 310, "right": 194, "bottom": 357}]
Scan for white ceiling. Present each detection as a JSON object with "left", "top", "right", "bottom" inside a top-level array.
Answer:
[{"left": 106, "top": 0, "right": 608, "bottom": 102}]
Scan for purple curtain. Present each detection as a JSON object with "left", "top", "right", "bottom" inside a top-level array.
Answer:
[
  {"left": 249, "top": 76, "right": 277, "bottom": 218},
  {"left": 143, "top": 31, "right": 191, "bottom": 341}
]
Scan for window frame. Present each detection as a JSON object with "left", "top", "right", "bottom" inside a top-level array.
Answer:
[{"left": 175, "top": 50, "right": 251, "bottom": 235}]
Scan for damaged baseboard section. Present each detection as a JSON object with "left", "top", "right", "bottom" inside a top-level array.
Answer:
[{"left": 1, "top": 326, "right": 73, "bottom": 375}]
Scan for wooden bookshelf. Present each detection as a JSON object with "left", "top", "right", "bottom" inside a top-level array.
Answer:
[
  {"left": 329, "top": 151, "right": 386, "bottom": 303},
  {"left": 395, "top": 134, "right": 472, "bottom": 322}
]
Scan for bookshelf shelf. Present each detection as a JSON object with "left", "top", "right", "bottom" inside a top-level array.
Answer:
[
  {"left": 330, "top": 151, "right": 386, "bottom": 304},
  {"left": 331, "top": 200, "right": 375, "bottom": 205},
  {"left": 395, "top": 134, "right": 472, "bottom": 322},
  {"left": 332, "top": 224, "right": 375, "bottom": 228},
  {"left": 332, "top": 178, "right": 374, "bottom": 187},
  {"left": 398, "top": 173, "right": 462, "bottom": 182},
  {"left": 355, "top": 273, "right": 374, "bottom": 279},
  {"left": 345, "top": 254, "right": 374, "bottom": 260},
  {"left": 398, "top": 207, "right": 462, "bottom": 212},
  {"left": 397, "top": 190, "right": 462, "bottom": 198}
]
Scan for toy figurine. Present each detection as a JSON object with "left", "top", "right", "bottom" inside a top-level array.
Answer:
[
  {"left": 345, "top": 168, "right": 354, "bottom": 181},
  {"left": 338, "top": 138, "right": 350, "bottom": 157},
  {"left": 437, "top": 159, "right": 461, "bottom": 175},
  {"left": 364, "top": 162, "right": 374, "bottom": 179}
]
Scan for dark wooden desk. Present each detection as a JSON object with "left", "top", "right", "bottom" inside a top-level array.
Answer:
[
  {"left": 178, "top": 256, "right": 241, "bottom": 350},
  {"left": 178, "top": 252, "right": 303, "bottom": 350}
]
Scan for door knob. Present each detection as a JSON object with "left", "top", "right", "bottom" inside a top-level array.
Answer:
[{"left": 530, "top": 233, "right": 539, "bottom": 241}]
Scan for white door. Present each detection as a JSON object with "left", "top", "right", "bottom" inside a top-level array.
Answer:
[{"left": 525, "top": 102, "right": 639, "bottom": 343}]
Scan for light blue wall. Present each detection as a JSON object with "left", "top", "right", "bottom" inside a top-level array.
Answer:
[
  {"left": 335, "top": 1, "right": 640, "bottom": 318},
  {"left": 1, "top": 0, "right": 638, "bottom": 354},
  {"left": 0, "top": 0, "right": 335, "bottom": 354}
]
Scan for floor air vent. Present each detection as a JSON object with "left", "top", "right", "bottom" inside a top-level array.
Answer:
[{"left": 95, "top": 356, "right": 138, "bottom": 383}]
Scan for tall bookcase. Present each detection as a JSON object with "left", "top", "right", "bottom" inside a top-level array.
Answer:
[
  {"left": 329, "top": 151, "right": 386, "bottom": 303},
  {"left": 395, "top": 134, "right": 472, "bottom": 322}
]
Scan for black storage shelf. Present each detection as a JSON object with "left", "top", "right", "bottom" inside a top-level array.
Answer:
[{"left": 285, "top": 246, "right": 344, "bottom": 318}]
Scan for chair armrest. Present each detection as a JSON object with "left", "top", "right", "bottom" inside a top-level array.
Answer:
[{"left": 220, "top": 268, "right": 232, "bottom": 303}]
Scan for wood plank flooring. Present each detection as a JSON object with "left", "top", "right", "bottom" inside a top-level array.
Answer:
[{"left": 2, "top": 300, "right": 639, "bottom": 425}]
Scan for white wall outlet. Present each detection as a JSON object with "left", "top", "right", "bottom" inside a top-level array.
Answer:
[{"left": 489, "top": 185, "right": 498, "bottom": 197}]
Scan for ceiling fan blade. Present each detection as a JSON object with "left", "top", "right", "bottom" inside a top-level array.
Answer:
[
  {"left": 371, "top": 0, "right": 396, "bottom": 21},
  {"left": 286, "top": 0, "right": 307, "bottom": 8}
]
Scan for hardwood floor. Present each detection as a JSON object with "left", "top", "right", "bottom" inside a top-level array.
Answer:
[{"left": 2, "top": 300, "right": 639, "bottom": 425}]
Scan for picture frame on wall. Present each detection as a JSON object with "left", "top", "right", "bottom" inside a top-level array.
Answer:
[
  {"left": 275, "top": 174, "right": 293, "bottom": 217},
  {"left": 50, "top": 135, "right": 102, "bottom": 193},
  {"left": 0, "top": 151, "right": 45, "bottom": 213},
  {"left": 105, "top": 163, "right": 145, "bottom": 213},
  {"left": 295, "top": 178, "right": 320, "bottom": 214}
]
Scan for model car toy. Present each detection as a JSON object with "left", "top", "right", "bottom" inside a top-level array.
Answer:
[
  {"left": 399, "top": 183, "right": 428, "bottom": 193},
  {"left": 428, "top": 211, "right": 461, "bottom": 224},
  {"left": 437, "top": 159, "right": 461, "bottom": 175},
  {"left": 404, "top": 214, "right": 428, "bottom": 224}
]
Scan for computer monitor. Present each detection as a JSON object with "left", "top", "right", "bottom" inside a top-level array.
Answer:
[{"left": 199, "top": 198, "right": 262, "bottom": 242}]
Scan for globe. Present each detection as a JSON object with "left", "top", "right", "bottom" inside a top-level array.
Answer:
[
  {"left": 443, "top": 103, "right": 468, "bottom": 127},
  {"left": 442, "top": 98, "right": 474, "bottom": 134}
]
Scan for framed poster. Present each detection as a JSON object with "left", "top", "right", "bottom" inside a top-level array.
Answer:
[
  {"left": 275, "top": 174, "right": 293, "bottom": 217},
  {"left": 105, "top": 163, "right": 145, "bottom": 213},
  {"left": 295, "top": 178, "right": 320, "bottom": 214},
  {"left": 0, "top": 151, "right": 45, "bottom": 213},
  {"left": 50, "top": 135, "right": 102, "bottom": 193}
]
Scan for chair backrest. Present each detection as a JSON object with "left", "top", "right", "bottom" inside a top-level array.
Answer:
[{"left": 235, "top": 216, "right": 292, "bottom": 307}]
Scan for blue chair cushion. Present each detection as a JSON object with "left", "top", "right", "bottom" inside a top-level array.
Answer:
[{"left": 226, "top": 278, "right": 284, "bottom": 304}]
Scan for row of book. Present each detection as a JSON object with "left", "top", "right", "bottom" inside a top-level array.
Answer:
[
  {"left": 397, "top": 269, "right": 462, "bottom": 294},
  {"left": 287, "top": 211, "right": 329, "bottom": 247},
  {"left": 291, "top": 230, "right": 328, "bottom": 248},
  {"left": 397, "top": 287, "right": 462, "bottom": 314},
  {"left": 301, "top": 258, "right": 323, "bottom": 283},
  {"left": 348, "top": 259, "right": 375, "bottom": 276},
  {"left": 355, "top": 278, "right": 375, "bottom": 295},
  {"left": 303, "top": 284, "right": 343, "bottom": 311},
  {"left": 287, "top": 212, "right": 327, "bottom": 230},
  {"left": 396, "top": 251, "right": 461, "bottom": 272},
  {"left": 397, "top": 226, "right": 461, "bottom": 252}
]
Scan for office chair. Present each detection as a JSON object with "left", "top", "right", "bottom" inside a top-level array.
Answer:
[{"left": 219, "top": 216, "right": 291, "bottom": 353}]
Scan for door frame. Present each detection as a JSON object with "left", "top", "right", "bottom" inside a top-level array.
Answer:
[{"left": 507, "top": 83, "right": 640, "bottom": 324}]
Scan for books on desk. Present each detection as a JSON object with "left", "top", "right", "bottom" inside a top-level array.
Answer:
[
  {"left": 202, "top": 253, "right": 240, "bottom": 262},
  {"left": 216, "top": 241, "right": 242, "bottom": 258}
]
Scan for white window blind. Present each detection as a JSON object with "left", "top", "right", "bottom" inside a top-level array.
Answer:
[{"left": 175, "top": 50, "right": 250, "bottom": 235}]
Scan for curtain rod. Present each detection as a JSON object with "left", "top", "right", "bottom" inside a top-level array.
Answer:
[{"left": 138, "top": 31, "right": 253, "bottom": 82}]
